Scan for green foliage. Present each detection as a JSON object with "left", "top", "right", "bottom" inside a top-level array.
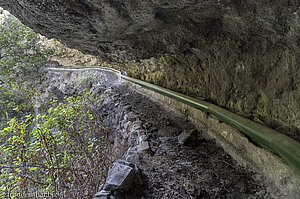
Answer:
[
  {"left": 76, "top": 71, "right": 100, "bottom": 90},
  {"left": 0, "top": 12, "right": 54, "bottom": 128},
  {"left": 0, "top": 84, "right": 24, "bottom": 129},
  {"left": 0, "top": 11, "right": 118, "bottom": 198},
  {"left": 0, "top": 91, "right": 115, "bottom": 198},
  {"left": 0, "top": 18, "right": 54, "bottom": 84},
  {"left": 0, "top": 78, "right": 43, "bottom": 130}
]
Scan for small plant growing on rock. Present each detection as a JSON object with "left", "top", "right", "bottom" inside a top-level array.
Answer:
[{"left": 76, "top": 71, "right": 100, "bottom": 91}]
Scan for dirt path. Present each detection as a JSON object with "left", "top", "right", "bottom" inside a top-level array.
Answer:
[
  {"left": 45, "top": 68, "right": 272, "bottom": 199},
  {"left": 108, "top": 84, "right": 271, "bottom": 199}
]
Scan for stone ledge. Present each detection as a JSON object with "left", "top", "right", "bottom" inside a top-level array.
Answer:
[{"left": 125, "top": 80, "right": 300, "bottom": 199}]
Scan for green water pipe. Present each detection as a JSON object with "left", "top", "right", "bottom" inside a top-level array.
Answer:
[{"left": 48, "top": 66, "right": 300, "bottom": 174}]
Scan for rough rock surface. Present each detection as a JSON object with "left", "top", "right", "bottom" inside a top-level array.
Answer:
[
  {"left": 1, "top": 0, "right": 300, "bottom": 137},
  {"left": 39, "top": 35, "right": 101, "bottom": 67},
  {"left": 95, "top": 160, "right": 143, "bottom": 199},
  {"left": 45, "top": 69, "right": 274, "bottom": 198},
  {"left": 103, "top": 160, "right": 142, "bottom": 191},
  {"left": 96, "top": 75, "right": 273, "bottom": 198}
]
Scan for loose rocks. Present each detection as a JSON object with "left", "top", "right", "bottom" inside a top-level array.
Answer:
[
  {"left": 178, "top": 129, "right": 198, "bottom": 146},
  {"left": 95, "top": 160, "right": 143, "bottom": 199}
]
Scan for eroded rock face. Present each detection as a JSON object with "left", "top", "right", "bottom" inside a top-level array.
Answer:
[{"left": 1, "top": 0, "right": 300, "bottom": 135}]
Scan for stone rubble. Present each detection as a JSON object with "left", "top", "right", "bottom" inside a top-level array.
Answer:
[
  {"left": 46, "top": 69, "right": 273, "bottom": 198},
  {"left": 92, "top": 77, "right": 272, "bottom": 198}
]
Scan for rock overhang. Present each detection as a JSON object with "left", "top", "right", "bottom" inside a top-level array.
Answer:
[{"left": 0, "top": 0, "right": 299, "bottom": 136}]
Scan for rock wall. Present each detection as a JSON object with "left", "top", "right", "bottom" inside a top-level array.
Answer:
[
  {"left": 1, "top": 0, "right": 299, "bottom": 136},
  {"left": 39, "top": 35, "right": 101, "bottom": 67}
]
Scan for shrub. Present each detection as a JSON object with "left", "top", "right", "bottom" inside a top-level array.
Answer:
[
  {"left": 0, "top": 11, "right": 54, "bottom": 128},
  {"left": 0, "top": 91, "right": 119, "bottom": 198},
  {"left": 0, "top": 17, "right": 54, "bottom": 84}
]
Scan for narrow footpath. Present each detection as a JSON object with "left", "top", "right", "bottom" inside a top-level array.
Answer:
[{"left": 45, "top": 68, "right": 272, "bottom": 199}]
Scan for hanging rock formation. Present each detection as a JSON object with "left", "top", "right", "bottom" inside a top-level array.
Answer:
[{"left": 1, "top": 0, "right": 300, "bottom": 136}]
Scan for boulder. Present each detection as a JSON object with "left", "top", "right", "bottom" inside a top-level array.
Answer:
[
  {"left": 95, "top": 160, "right": 143, "bottom": 198},
  {"left": 178, "top": 129, "right": 198, "bottom": 146}
]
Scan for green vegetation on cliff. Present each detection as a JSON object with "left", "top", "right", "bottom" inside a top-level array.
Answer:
[
  {"left": 0, "top": 92, "right": 112, "bottom": 198},
  {"left": 0, "top": 9, "right": 54, "bottom": 128},
  {"left": 0, "top": 10, "right": 115, "bottom": 198}
]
